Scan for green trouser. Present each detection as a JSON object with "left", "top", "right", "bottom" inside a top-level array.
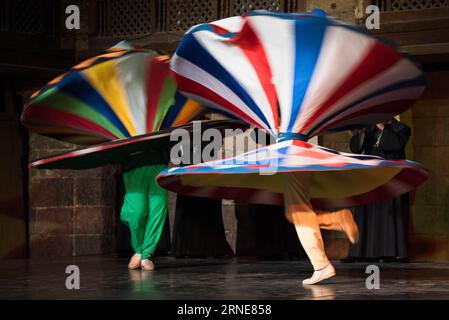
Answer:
[{"left": 120, "top": 164, "right": 168, "bottom": 259}]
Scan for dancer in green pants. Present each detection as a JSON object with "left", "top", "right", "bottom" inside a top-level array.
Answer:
[{"left": 120, "top": 152, "right": 168, "bottom": 271}]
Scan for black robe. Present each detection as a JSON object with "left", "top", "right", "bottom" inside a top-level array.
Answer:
[
  {"left": 251, "top": 204, "right": 306, "bottom": 259},
  {"left": 348, "top": 120, "right": 411, "bottom": 260},
  {"left": 171, "top": 123, "right": 233, "bottom": 258},
  {"left": 171, "top": 195, "right": 234, "bottom": 258}
]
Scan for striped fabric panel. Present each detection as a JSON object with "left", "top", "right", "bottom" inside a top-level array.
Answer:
[
  {"left": 170, "top": 10, "right": 425, "bottom": 139},
  {"left": 156, "top": 140, "right": 428, "bottom": 209},
  {"left": 22, "top": 42, "right": 204, "bottom": 145}
]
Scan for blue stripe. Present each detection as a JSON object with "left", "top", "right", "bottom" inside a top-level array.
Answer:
[
  {"left": 310, "top": 9, "right": 328, "bottom": 17},
  {"left": 247, "top": 11, "right": 396, "bottom": 51},
  {"left": 306, "top": 75, "right": 426, "bottom": 135},
  {"left": 287, "top": 17, "right": 327, "bottom": 131},
  {"left": 247, "top": 10, "right": 325, "bottom": 20},
  {"left": 276, "top": 132, "right": 308, "bottom": 142},
  {"left": 160, "top": 91, "right": 187, "bottom": 129},
  {"left": 188, "top": 24, "right": 215, "bottom": 33},
  {"left": 56, "top": 72, "right": 130, "bottom": 137},
  {"left": 176, "top": 33, "right": 273, "bottom": 130}
]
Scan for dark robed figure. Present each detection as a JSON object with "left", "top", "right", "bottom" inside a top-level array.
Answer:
[{"left": 348, "top": 119, "right": 412, "bottom": 260}]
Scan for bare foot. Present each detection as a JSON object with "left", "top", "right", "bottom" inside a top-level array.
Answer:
[{"left": 128, "top": 253, "right": 141, "bottom": 270}]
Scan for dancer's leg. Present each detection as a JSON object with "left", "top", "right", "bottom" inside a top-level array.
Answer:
[
  {"left": 121, "top": 166, "right": 149, "bottom": 269},
  {"left": 140, "top": 164, "right": 168, "bottom": 270},
  {"left": 283, "top": 172, "right": 330, "bottom": 271},
  {"left": 316, "top": 209, "right": 359, "bottom": 244},
  {"left": 283, "top": 172, "right": 336, "bottom": 284}
]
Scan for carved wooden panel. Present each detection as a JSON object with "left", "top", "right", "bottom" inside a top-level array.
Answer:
[
  {"left": 230, "top": 0, "right": 284, "bottom": 15},
  {"left": 286, "top": 0, "right": 307, "bottom": 12},
  {"left": 393, "top": 0, "right": 448, "bottom": 10},
  {"left": 96, "top": 0, "right": 156, "bottom": 37},
  {"left": 10, "top": 0, "right": 44, "bottom": 35},
  {"left": 373, "top": 0, "right": 448, "bottom": 11},
  {"left": 111, "top": 0, "right": 155, "bottom": 36},
  {"left": 165, "top": 0, "right": 219, "bottom": 32}
]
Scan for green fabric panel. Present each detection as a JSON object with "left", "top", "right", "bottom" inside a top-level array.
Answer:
[
  {"left": 30, "top": 88, "right": 125, "bottom": 139},
  {"left": 153, "top": 76, "right": 177, "bottom": 132}
]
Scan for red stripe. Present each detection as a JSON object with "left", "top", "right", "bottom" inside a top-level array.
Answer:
[
  {"left": 233, "top": 20, "right": 279, "bottom": 130},
  {"left": 210, "top": 24, "right": 230, "bottom": 34},
  {"left": 247, "top": 164, "right": 270, "bottom": 169},
  {"left": 21, "top": 105, "right": 118, "bottom": 140},
  {"left": 174, "top": 72, "right": 262, "bottom": 129},
  {"left": 300, "top": 41, "right": 402, "bottom": 132},
  {"left": 146, "top": 56, "right": 171, "bottom": 132},
  {"left": 292, "top": 140, "right": 312, "bottom": 148},
  {"left": 298, "top": 150, "right": 335, "bottom": 160}
]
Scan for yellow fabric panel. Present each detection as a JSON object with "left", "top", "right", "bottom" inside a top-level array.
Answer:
[
  {"left": 173, "top": 100, "right": 203, "bottom": 127},
  {"left": 179, "top": 166, "right": 402, "bottom": 199},
  {"left": 308, "top": 167, "right": 401, "bottom": 198},
  {"left": 82, "top": 60, "right": 137, "bottom": 136}
]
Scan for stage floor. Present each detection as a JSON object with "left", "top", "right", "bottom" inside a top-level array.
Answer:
[{"left": 1, "top": 257, "right": 449, "bottom": 299}]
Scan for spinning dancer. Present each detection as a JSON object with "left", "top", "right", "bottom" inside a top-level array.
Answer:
[
  {"left": 156, "top": 10, "right": 427, "bottom": 284},
  {"left": 21, "top": 42, "right": 204, "bottom": 270}
]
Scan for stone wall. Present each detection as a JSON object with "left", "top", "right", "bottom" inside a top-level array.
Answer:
[
  {"left": 28, "top": 133, "right": 118, "bottom": 258},
  {"left": 406, "top": 71, "right": 449, "bottom": 261}
]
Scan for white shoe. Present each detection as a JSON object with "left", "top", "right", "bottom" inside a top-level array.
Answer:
[
  {"left": 302, "top": 264, "right": 336, "bottom": 285},
  {"left": 141, "top": 259, "right": 155, "bottom": 271}
]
